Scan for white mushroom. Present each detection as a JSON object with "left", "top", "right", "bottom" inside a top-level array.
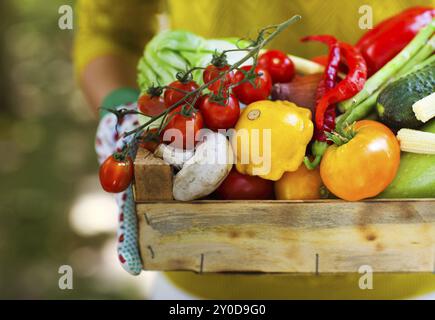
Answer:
[
  {"left": 172, "top": 132, "right": 233, "bottom": 201},
  {"left": 153, "top": 144, "right": 194, "bottom": 169}
]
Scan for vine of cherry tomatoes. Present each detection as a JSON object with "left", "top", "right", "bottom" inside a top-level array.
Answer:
[{"left": 100, "top": 51, "right": 293, "bottom": 194}]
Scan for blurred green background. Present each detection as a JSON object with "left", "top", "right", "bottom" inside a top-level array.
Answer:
[{"left": 0, "top": 0, "right": 148, "bottom": 299}]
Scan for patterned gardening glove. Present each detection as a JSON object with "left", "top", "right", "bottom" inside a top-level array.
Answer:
[{"left": 96, "top": 89, "right": 143, "bottom": 275}]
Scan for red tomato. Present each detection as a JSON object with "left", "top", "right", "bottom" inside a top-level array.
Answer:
[
  {"left": 139, "top": 128, "right": 161, "bottom": 152},
  {"left": 233, "top": 66, "right": 272, "bottom": 104},
  {"left": 194, "top": 94, "right": 207, "bottom": 109},
  {"left": 258, "top": 50, "right": 295, "bottom": 83},
  {"left": 99, "top": 154, "right": 134, "bottom": 193},
  {"left": 216, "top": 169, "right": 275, "bottom": 200},
  {"left": 138, "top": 94, "right": 167, "bottom": 116},
  {"left": 199, "top": 94, "right": 240, "bottom": 131},
  {"left": 203, "top": 65, "right": 234, "bottom": 94},
  {"left": 164, "top": 80, "right": 199, "bottom": 107},
  {"left": 162, "top": 105, "right": 204, "bottom": 149}
]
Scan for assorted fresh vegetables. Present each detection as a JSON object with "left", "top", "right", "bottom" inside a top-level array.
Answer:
[{"left": 99, "top": 9, "right": 435, "bottom": 201}]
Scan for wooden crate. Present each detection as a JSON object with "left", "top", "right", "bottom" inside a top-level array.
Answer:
[{"left": 134, "top": 149, "right": 435, "bottom": 273}]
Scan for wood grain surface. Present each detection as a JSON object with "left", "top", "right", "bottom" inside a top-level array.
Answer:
[
  {"left": 134, "top": 148, "right": 173, "bottom": 201},
  {"left": 136, "top": 200, "right": 435, "bottom": 273}
]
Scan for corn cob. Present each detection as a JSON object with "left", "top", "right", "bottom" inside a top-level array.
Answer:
[
  {"left": 397, "top": 128, "right": 435, "bottom": 154},
  {"left": 413, "top": 92, "right": 435, "bottom": 123}
]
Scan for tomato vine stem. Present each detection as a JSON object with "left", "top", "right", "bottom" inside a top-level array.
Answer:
[{"left": 108, "top": 15, "right": 302, "bottom": 144}]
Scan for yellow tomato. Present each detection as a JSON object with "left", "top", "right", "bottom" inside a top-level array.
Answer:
[
  {"left": 320, "top": 120, "right": 400, "bottom": 201},
  {"left": 275, "top": 164, "right": 323, "bottom": 200}
]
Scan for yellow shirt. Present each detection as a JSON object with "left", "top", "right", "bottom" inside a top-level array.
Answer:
[{"left": 75, "top": 0, "right": 435, "bottom": 299}]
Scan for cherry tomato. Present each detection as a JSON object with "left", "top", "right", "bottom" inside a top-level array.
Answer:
[
  {"left": 258, "top": 50, "right": 295, "bottom": 84},
  {"left": 138, "top": 94, "right": 166, "bottom": 116},
  {"left": 139, "top": 128, "right": 161, "bottom": 152},
  {"left": 320, "top": 120, "right": 400, "bottom": 201},
  {"left": 203, "top": 65, "right": 234, "bottom": 94},
  {"left": 216, "top": 169, "right": 275, "bottom": 200},
  {"left": 233, "top": 66, "right": 272, "bottom": 104},
  {"left": 164, "top": 80, "right": 199, "bottom": 108},
  {"left": 199, "top": 94, "right": 240, "bottom": 131},
  {"left": 162, "top": 105, "right": 204, "bottom": 149},
  {"left": 275, "top": 165, "right": 323, "bottom": 200},
  {"left": 194, "top": 94, "right": 207, "bottom": 109},
  {"left": 99, "top": 154, "right": 134, "bottom": 193}
]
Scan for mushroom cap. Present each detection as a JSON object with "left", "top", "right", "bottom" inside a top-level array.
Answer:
[
  {"left": 173, "top": 132, "right": 233, "bottom": 201},
  {"left": 154, "top": 144, "right": 194, "bottom": 169}
]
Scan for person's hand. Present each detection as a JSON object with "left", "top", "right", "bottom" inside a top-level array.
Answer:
[{"left": 96, "top": 100, "right": 143, "bottom": 275}]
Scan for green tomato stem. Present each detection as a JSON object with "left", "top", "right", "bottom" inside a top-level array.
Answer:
[
  {"left": 304, "top": 155, "right": 322, "bottom": 170},
  {"left": 303, "top": 140, "right": 328, "bottom": 170},
  {"left": 124, "top": 15, "right": 302, "bottom": 139}
]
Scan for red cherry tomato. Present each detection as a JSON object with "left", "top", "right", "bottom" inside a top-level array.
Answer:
[
  {"left": 139, "top": 128, "right": 161, "bottom": 152},
  {"left": 203, "top": 65, "right": 234, "bottom": 94},
  {"left": 215, "top": 169, "right": 275, "bottom": 200},
  {"left": 138, "top": 94, "right": 167, "bottom": 116},
  {"left": 164, "top": 80, "right": 199, "bottom": 107},
  {"left": 233, "top": 66, "right": 272, "bottom": 104},
  {"left": 99, "top": 154, "right": 134, "bottom": 193},
  {"left": 194, "top": 94, "right": 207, "bottom": 109},
  {"left": 258, "top": 50, "right": 295, "bottom": 83},
  {"left": 199, "top": 94, "right": 240, "bottom": 131},
  {"left": 162, "top": 105, "right": 204, "bottom": 149}
]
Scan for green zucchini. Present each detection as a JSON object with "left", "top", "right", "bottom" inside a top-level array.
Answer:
[
  {"left": 378, "top": 120, "right": 435, "bottom": 198},
  {"left": 376, "top": 63, "right": 435, "bottom": 129}
]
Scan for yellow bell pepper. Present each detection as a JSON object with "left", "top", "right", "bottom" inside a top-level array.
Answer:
[{"left": 231, "top": 100, "right": 313, "bottom": 181}]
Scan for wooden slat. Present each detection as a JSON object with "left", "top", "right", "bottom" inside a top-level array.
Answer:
[
  {"left": 136, "top": 200, "right": 435, "bottom": 273},
  {"left": 133, "top": 148, "right": 173, "bottom": 201}
]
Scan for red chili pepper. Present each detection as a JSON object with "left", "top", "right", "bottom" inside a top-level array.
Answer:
[
  {"left": 301, "top": 35, "right": 341, "bottom": 141},
  {"left": 314, "top": 42, "right": 367, "bottom": 130},
  {"left": 301, "top": 35, "right": 341, "bottom": 169},
  {"left": 356, "top": 6, "right": 435, "bottom": 76}
]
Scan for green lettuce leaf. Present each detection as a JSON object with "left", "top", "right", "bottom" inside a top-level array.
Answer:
[{"left": 137, "top": 31, "right": 249, "bottom": 92}]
